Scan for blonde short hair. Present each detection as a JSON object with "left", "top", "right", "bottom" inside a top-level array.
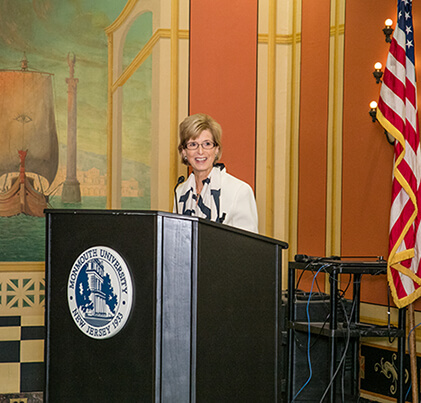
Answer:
[{"left": 178, "top": 113, "right": 222, "bottom": 165}]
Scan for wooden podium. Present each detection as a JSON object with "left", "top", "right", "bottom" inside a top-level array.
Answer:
[{"left": 44, "top": 210, "right": 287, "bottom": 402}]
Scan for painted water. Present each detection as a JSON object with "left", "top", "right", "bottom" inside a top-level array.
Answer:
[{"left": 0, "top": 196, "right": 150, "bottom": 262}]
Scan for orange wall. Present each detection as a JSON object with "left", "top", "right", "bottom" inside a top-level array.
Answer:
[
  {"left": 296, "top": 0, "right": 330, "bottom": 293},
  {"left": 297, "top": 0, "right": 330, "bottom": 257},
  {"left": 342, "top": 0, "right": 396, "bottom": 305},
  {"left": 189, "top": 0, "right": 258, "bottom": 189}
]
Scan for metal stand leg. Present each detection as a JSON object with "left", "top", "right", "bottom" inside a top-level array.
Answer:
[
  {"left": 329, "top": 270, "right": 338, "bottom": 402},
  {"left": 352, "top": 274, "right": 362, "bottom": 397},
  {"left": 287, "top": 265, "right": 296, "bottom": 402}
]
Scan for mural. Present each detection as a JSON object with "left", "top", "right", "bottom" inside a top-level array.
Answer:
[{"left": 0, "top": 0, "right": 152, "bottom": 261}]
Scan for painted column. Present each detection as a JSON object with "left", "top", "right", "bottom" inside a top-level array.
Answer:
[{"left": 62, "top": 53, "right": 81, "bottom": 203}]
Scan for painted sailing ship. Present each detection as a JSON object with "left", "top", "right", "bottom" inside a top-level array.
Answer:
[{"left": 0, "top": 55, "right": 59, "bottom": 217}]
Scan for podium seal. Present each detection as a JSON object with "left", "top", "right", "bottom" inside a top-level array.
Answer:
[{"left": 67, "top": 246, "right": 134, "bottom": 339}]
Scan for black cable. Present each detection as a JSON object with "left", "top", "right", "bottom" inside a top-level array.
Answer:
[
  {"left": 296, "top": 261, "right": 326, "bottom": 293},
  {"left": 295, "top": 268, "right": 306, "bottom": 289},
  {"left": 338, "top": 273, "right": 352, "bottom": 298},
  {"left": 318, "top": 296, "right": 353, "bottom": 402}
]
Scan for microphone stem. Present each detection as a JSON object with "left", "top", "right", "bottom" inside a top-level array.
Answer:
[{"left": 174, "top": 176, "right": 185, "bottom": 214}]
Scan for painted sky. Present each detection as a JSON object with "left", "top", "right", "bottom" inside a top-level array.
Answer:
[{"left": 0, "top": 0, "right": 152, "bottom": 166}]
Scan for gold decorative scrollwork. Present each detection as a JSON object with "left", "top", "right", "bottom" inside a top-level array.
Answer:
[
  {"left": 375, "top": 354, "right": 398, "bottom": 395},
  {"left": 374, "top": 353, "right": 410, "bottom": 395}
]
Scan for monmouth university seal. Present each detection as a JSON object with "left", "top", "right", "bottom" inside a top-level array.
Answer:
[{"left": 67, "top": 246, "right": 133, "bottom": 339}]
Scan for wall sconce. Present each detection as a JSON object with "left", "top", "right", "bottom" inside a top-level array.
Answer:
[
  {"left": 373, "top": 62, "right": 383, "bottom": 84},
  {"left": 369, "top": 101, "right": 395, "bottom": 145},
  {"left": 369, "top": 101, "right": 378, "bottom": 122},
  {"left": 383, "top": 19, "right": 393, "bottom": 43}
]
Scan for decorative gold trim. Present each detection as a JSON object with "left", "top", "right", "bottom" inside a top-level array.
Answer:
[
  {"left": 106, "top": 33, "right": 113, "bottom": 209},
  {"left": 169, "top": 0, "right": 180, "bottom": 210},
  {"left": 325, "top": 0, "right": 344, "bottom": 258},
  {"left": 330, "top": 24, "right": 345, "bottom": 36},
  {"left": 360, "top": 390, "right": 400, "bottom": 403},
  {"left": 265, "top": 0, "right": 277, "bottom": 237},
  {"left": 111, "top": 29, "right": 189, "bottom": 93},
  {"left": 258, "top": 33, "right": 301, "bottom": 44},
  {"left": 287, "top": 0, "right": 301, "bottom": 262},
  {"left": 112, "top": 30, "right": 160, "bottom": 92},
  {"left": 105, "top": 0, "right": 139, "bottom": 34},
  {"left": 256, "top": 24, "right": 343, "bottom": 45},
  {"left": 0, "top": 262, "right": 44, "bottom": 273},
  {"left": 361, "top": 341, "right": 417, "bottom": 353},
  {"left": 361, "top": 342, "right": 398, "bottom": 350}
]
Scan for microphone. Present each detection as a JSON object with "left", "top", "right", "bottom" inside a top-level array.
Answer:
[{"left": 174, "top": 175, "right": 185, "bottom": 214}]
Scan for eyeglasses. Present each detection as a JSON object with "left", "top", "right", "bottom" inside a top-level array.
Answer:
[{"left": 184, "top": 141, "right": 216, "bottom": 150}]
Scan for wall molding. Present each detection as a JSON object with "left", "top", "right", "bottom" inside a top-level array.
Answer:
[{"left": 0, "top": 262, "right": 44, "bottom": 273}]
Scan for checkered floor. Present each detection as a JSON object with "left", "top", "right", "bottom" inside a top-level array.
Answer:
[{"left": 0, "top": 316, "right": 44, "bottom": 394}]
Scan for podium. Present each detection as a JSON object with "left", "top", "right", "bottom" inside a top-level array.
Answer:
[{"left": 44, "top": 210, "right": 288, "bottom": 402}]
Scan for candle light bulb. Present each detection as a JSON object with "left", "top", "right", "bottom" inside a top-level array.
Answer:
[{"left": 374, "top": 62, "right": 382, "bottom": 70}]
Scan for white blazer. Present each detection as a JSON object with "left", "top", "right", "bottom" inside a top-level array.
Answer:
[{"left": 174, "top": 169, "right": 258, "bottom": 233}]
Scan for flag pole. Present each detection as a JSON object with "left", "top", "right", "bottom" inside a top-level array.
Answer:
[{"left": 408, "top": 303, "right": 418, "bottom": 403}]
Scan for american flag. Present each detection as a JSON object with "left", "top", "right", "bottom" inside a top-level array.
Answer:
[{"left": 377, "top": 0, "right": 421, "bottom": 308}]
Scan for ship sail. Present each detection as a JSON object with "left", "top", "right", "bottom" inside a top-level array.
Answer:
[
  {"left": 0, "top": 64, "right": 59, "bottom": 217},
  {"left": 0, "top": 69, "right": 59, "bottom": 186}
]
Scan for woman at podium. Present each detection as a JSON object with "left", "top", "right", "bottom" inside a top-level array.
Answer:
[{"left": 173, "top": 113, "right": 258, "bottom": 233}]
